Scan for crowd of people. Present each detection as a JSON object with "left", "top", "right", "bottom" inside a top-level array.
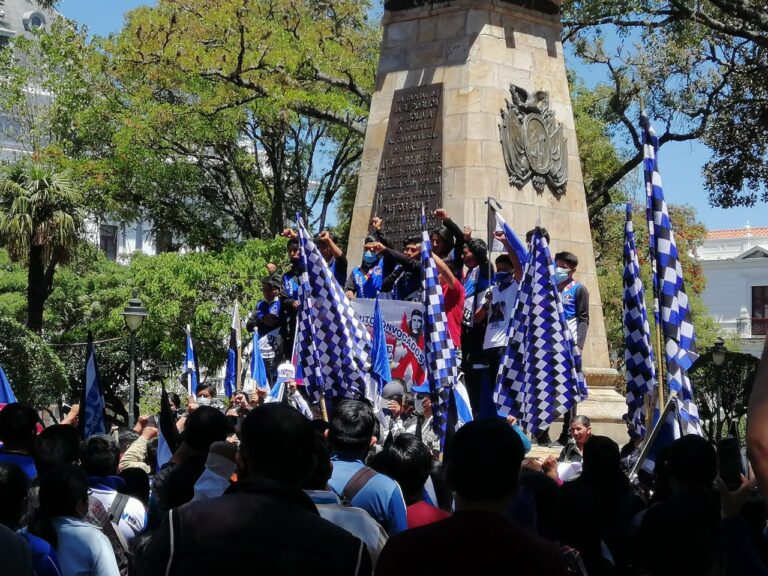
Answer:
[{"left": 3, "top": 209, "right": 768, "bottom": 576}]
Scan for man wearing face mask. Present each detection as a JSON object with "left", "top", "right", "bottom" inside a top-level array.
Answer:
[
  {"left": 346, "top": 235, "right": 386, "bottom": 299},
  {"left": 552, "top": 251, "right": 589, "bottom": 447}
]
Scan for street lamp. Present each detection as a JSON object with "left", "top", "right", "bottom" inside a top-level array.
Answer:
[
  {"left": 121, "top": 292, "right": 148, "bottom": 426},
  {"left": 711, "top": 337, "right": 728, "bottom": 439}
]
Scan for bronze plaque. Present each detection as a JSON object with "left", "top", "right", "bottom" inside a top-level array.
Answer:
[{"left": 372, "top": 83, "right": 443, "bottom": 248}]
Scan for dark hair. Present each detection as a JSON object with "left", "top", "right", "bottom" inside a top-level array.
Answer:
[
  {"left": 287, "top": 238, "right": 300, "bottom": 250},
  {"left": 445, "top": 419, "right": 524, "bottom": 502},
  {"left": 373, "top": 433, "right": 431, "bottom": 503},
  {"left": 668, "top": 434, "right": 717, "bottom": 489},
  {"left": 0, "top": 462, "right": 30, "bottom": 528},
  {"left": 184, "top": 406, "right": 228, "bottom": 452},
  {"left": 495, "top": 254, "right": 512, "bottom": 267},
  {"left": 81, "top": 434, "right": 120, "bottom": 477},
  {"left": 118, "top": 467, "right": 150, "bottom": 506},
  {"left": 302, "top": 431, "right": 333, "bottom": 490},
  {"left": 0, "top": 403, "right": 39, "bottom": 451},
  {"left": 328, "top": 400, "right": 376, "bottom": 457},
  {"left": 430, "top": 226, "right": 455, "bottom": 252},
  {"left": 170, "top": 393, "right": 181, "bottom": 410},
  {"left": 403, "top": 235, "right": 422, "bottom": 248},
  {"left": 196, "top": 382, "right": 216, "bottom": 397},
  {"left": 117, "top": 428, "right": 139, "bottom": 454},
  {"left": 465, "top": 238, "right": 488, "bottom": 264},
  {"left": 525, "top": 228, "right": 550, "bottom": 245},
  {"left": 34, "top": 424, "right": 82, "bottom": 474},
  {"left": 29, "top": 464, "right": 90, "bottom": 548},
  {"left": 240, "top": 403, "right": 314, "bottom": 485}
]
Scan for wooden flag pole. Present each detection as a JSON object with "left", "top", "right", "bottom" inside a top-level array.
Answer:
[{"left": 319, "top": 395, "right": 329, "bottom": 423}]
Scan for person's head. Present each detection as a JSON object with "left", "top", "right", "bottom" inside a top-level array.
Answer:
[
  {"left": 287, "top": 237, "right": 301, "bottom": 263},
  {"left": 581, "top": 435, "right": 625, "bottom": 489},
  {"left": 668, "top": 434, "right": 717, "bottom": 492},
  {"left": 375, "top": 433, "right": 431, "bottom": 504},
  {"left": 315, "top": 231, "right": 336, "bottom": 262},
  {"left": 409, "top": 310, "right": 424, "bottom": 335},
  {"left": 239, "top": 403, "right": 315, "bottom": 486},
  {"left": 403, "top": 235, "right": 421, "bottom": 260},
  {"left": 30, "top": 464, "right": 90, "bottom": 547},
  {"left": 495, "top": 254, "right": 513, "bottom": 274},
  {"left": 302, "top": 431, "right": 333, "bottom": 490},
  {"left": 117, "top": 428, "right": 139, "bottom": 457},
  {"left": 261, "top": 274, "right": 282, "bottom": 301},
  {"left": 184, "top": 406, "right": 228, "bottom": 453},
  {"left": 0, "top": 462, "right": 30, "bottom": 528},
  {"left": 81, "top": 434, "right": 120, "bottom": 477},
  {"left": 118, "top": 467, "right": 150, "bottom": 506},
  {"left": 570, "top": 415, "right": 592, "bottom": 448},
  {"left": 170, "top": 393, "right": 181, "bottom": 412},
  {"left": 381, "top": 380, "right": 406, "bottom": 405},
  {"left": 430, "top": 226, "right": 454, "bottom": 257},
  {"left": 328, "top": 400, "right": 376, "bottom": 458},
  {"left": 362, "top": 235, "right": 378, "bottom": 267},
  {"left": 196, "top": 382, "right": 216, "bottom": 400},
  {"left": 463, "top": 238, "right": 488, "bottom": 268},
  {"left": 33, "top": 424, "right": 82, "bottom": 475},
  {"left": 554, "top": 251, "right": 578, "bottom": 285},
  {"left": 0, "top": 403, "right": 39, "bottom": 453},
  {"left": 525, "top": 228, "right": 550, "bottom": 246},
  {"left": 445, "top": 419, "right": 525, "bottom": 507}
]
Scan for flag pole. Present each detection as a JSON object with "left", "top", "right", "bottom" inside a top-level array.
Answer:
[
  {"left": 319, "top": 395, "right": 329, "bottom": 422},
  {"left": 186, "top": 324, "right": 192, "bottom": 397}
]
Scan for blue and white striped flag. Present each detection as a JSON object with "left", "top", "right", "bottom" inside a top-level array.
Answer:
[
  {"left": 184, "top": 325, "right": 199, "bottom": 396},
  {"left": 623, "top": 203, "right": 656, "bottom": 438},
  {"left": 0, "top": 364, "right": 17, "bottom": 404},
  {"left": 494, "top": 226, "right": 585, "bottom": 434},
  {"left": 488, "top": 199, "right": 528, "bottom": 266},
  {"left": 297, "top": 216, "right": 372, "bottom": 400},
  {"left": 223, "top": 300, "right": 242, "bottom": 398},
  {"left": 80, "top": 335, "right": 107, "bottom": 439},
  {"left": 642, "top": 115, "right": 701, "bottom": 436},
  {"left": 248, "top": 332, "right": 269, "bottom": 392},
  {"left": 368, "top": 296, "right": 391, "bottom": 411},
  {"left": 295, "top": 271, "right": 325, "bottom": 402},
  {"left": 420, "top": 207, "right": 458, "bottom": 450}
]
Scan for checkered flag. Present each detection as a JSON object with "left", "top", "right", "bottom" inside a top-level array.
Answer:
[
  {"left": 420, "top": 208, "right": 458, "bottom": 449},
  {"left": 642, "top": 115, "right": 701, "bottom": 436},
  {"left": 623, "top": 203, "right": 656, "bottom": 438},
  {"left": 494, "top": 226, "right": 585, "bottom": 434},
  {"left": 295, "top": 271, "right": 326, "bottom": 402},
  {"left": 297, "top": 217, "right": 373, "bottom": 400}
]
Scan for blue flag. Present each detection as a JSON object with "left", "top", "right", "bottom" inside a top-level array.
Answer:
[
  {"left": 0, "top": 364, "right": 17, "bottom": 404},
  {"left": 249, "top": 332, "right": 269, "bottom": 391},
  {"left": 185, "top": 325, "right": 199, "bottom": 395},
  {"left": 494, "top": 226, "right": 585, "bottom": 434},
  {"left": 642, "top": 114, "right": 701, "bottom": 436},
  {"left": 80, "top": 336, "right": 107, "bottom": 439},
  {"left": 489, "top": 200, "right": 529, "bottom": 267},
  {"left": 369, "top": 296, "right": 392, "bottom": 407},
  {"left": 223, "top": 301, "right": 242, "bottom": 398},
  {"left": 623, "top": 203, "right": 656, "bottom": 438},
  {"left": 420, "top": 207, "right": 459, "bottom": 450}
]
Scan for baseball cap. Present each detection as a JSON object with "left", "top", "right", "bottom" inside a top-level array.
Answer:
[
  {"left": 275, "top": 362, "right": 296, "bottom": 385},
  {"left": 381, "top": 380, "right": 406, "bottom": 400}
]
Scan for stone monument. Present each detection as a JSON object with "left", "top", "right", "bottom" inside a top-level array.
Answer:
[{"left": 348, "top": 0, "right": 625, "bottom": 440}]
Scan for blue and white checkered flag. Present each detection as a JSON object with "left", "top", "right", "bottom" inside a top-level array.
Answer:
[
  {"left": 297, "top": 217, "right": 372, "bottom": 401},
  {"left": 420, "top": 207, "right": 458, "bottom": 449},
  {"left": 642, "top": 115, "right": 701, "bottom": 436},
  {"left": 494, "top": 226, "right": 584, "bottom": 434},
  {"left": 295, "top": 266, "right": 326, "bottom": 402},
  {"left": 623, "top": 203, "right": 656, "bottom": 438}
]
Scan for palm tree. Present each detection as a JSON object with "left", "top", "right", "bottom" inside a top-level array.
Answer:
[{"left": 0, "top": 161, "right": 84, "bottom": 332}]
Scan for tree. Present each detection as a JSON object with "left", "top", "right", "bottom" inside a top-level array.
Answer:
[
  {"left": 562, "top": 0, "right": 768, "bottom": 215},
  {"left": 0, "top": 161, "right": 85, "bottom": 332}
]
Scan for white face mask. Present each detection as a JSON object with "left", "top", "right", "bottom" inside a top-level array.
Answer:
[
  {"left": 554, "top": 267, "right": 570, "bottom": 284},
  {"left": 197, "top": 396, "right": 212, "bottom": 406},
  {"left": 413, "top": 396, "right": 425, "bottom": 415}
]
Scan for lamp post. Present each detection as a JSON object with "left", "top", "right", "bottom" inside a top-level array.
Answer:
[
  {"left": 711, "top": 337, "right": 727, "bottom": 439},
  {"left": 121, "top": 293, "right": 148, "bottom": 426}
]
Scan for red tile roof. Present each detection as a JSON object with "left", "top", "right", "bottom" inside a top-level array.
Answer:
[{"left": 707, "top": 227, "right": 768, "bottom": 240}]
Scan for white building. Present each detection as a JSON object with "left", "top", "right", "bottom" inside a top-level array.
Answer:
[{"left": 698, "top": 222, "right": 768, "bottom": 357}]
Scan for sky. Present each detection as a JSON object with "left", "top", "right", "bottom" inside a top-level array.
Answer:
[{"left": 56, "top": 0, "right": 759, "bottom": 232}]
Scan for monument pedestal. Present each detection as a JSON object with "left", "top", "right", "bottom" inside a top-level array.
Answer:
[{"left": 349, "top": 0, "right": 626, "bottom": 443}]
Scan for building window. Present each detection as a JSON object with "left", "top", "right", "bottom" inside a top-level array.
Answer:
[
  {"left": 99, "top": 224, "right": 118, "bottom": 261},
  {"left": 753, "top": 286, "right": 768, "bottom": 336},
  {"left": 22, "top": 11, "right": 46, "bottom": 32}
]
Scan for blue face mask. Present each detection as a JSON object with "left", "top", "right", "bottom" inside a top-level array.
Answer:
[
  {"left": 495, "top": 272, "right": 512, "bottom": 284},
  {"left": 554, "top": 267, "right": 570, "bottom": 284},
  {"left": 363, "top": 251, "right": 378, "bottom": 265}
]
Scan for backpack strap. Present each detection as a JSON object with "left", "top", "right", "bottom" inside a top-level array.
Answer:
[
  {"left": 109, "top": 493, "right": 130, "bottom": 525},
  {"left": 340, "top": 466, "right": 378, "bottom": 506}
]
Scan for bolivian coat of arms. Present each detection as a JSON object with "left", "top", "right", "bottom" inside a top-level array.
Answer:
[{"left": 499, "top": 85, "right": 568, "bottom": 195}]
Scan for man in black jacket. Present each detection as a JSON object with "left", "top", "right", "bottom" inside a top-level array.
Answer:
[{"left": 136, "top": 403, "right": 372, "bottom": 576}]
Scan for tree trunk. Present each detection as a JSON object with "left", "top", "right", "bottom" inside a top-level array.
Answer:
[{"left": 26, "top": 245, "right": 47, "bottom": 333}]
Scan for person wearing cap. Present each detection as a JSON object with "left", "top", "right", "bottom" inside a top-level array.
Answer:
[
  {"left": 246, "top": 273, "right": 296, "bottom": 386},
  {"left": 376, "top": 381, "right": 439, "bottom": 455},
  {"left": 267, "top": 229, "right": 304, "bottom": 301},
  {"left": 432, "top": 208, "right": 466, "bottom": 279},
  {"left": 315, "top": 229, "right": 348, "bottom": 288},
  {"left": 265, "top": 362, "right": 312, "bottom": 420}
]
